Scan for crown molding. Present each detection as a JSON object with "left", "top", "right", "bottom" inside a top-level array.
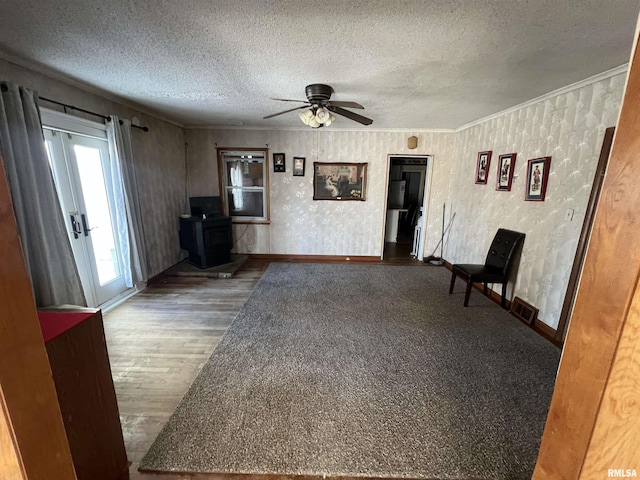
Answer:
[
  {"left": 455, "top": 64, "right": 628, "bottom": 132},
  {"left": 0, "top": 48, "right": 185, "bottom": 129},
  {"left": 1, "top": 46, "right": 626, "bottom": 135},
  {"left": 183, "top": 124, "right": 456, "bottom": 133}
]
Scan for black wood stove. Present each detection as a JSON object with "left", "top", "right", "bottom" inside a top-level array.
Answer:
[{"left": 179, "top": 197, "right": 233, "bottom": 268}]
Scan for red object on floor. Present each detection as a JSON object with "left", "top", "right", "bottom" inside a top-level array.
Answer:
[{"left": 38, "top": 311, "right": 93, "bottom": 343}]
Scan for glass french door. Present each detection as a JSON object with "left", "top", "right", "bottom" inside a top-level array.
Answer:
[{"left": 44, "top": 128, "right": 128, "bottom": 307}]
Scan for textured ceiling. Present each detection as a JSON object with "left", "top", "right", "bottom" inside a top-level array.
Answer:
[{"left": 0, "top": 0, "right": 637, "bottom": 129}]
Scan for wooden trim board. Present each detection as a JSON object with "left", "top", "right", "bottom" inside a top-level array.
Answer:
[
  {"left": 248, "top": 254, "right": 381, "bottom": 263},
  {"left": 0, "top": 385, "right": 25, "bottom": 479},
  {"left": 555, "top": 126, "right": 615, "bottom": 342},
  {"left": 533, "top": 15, "right": 640, "bottom": 479},
  {"left": 0, "top": 153, "right": 76, "bottom": 479}
]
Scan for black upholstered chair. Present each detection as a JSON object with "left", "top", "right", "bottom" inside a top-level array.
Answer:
[{"left": 449, "top": 228, "right": 525, "bottom": 307}]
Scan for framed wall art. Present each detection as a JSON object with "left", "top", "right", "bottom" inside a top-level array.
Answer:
[
  {"left": 475, "top": 151, "right": 492, "bottom": 184},
  {"left": 313, "top": 162, "right": 367, "bottom": 200},
  {"left": 273, "top": 153, "right": 285, "bottom": 172},
  {"left": 496, "top": 153, "right": 517, "bottom": 191},
  {"left": 525, "top": 156, "right": 551, "bottom": 201},
  {"left": 293, "top": 157, "right": 305, "bottom": 176}
]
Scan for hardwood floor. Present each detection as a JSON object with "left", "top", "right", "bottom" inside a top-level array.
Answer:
[
  {"left": 103, "top": 259, "right": 269, "bottom": 480},
  {"left": 103, "top": 257, "right": 430, "bottom": 479},
  {"left": 383, "top": 241, "right": 418, "bottom": 263}
]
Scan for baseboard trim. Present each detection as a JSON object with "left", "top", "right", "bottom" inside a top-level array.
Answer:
[
  {"left": 533, "top": 320, "right": 561, "bottom": 347},
  {"left": 146, "top": 271, "right": 166, "bottom": 285},
  {"left": 534, "top": 319, "right": 556, "bottom": 337},
  {"left": 248, "top": 254, "right": 380, "bottom": 263},
  {"left": 444, "top": 260, "right": 561, "bottom": 347}
]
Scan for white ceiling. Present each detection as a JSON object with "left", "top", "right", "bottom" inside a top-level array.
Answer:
[{"left": 0, "top": 0, "right": 638, "bottom": 129}]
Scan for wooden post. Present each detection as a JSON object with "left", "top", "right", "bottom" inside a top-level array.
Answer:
[
  {"left": 0, "top": 386, "right": 25, "bottom": 479},
  {"left": 0, "top": 154, "right": 76, "bottom": 478},
  {"left": 533, "top": 15, "right": 640, "bottom": 480}
]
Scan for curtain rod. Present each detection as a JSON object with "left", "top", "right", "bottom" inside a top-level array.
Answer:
[{"left": 38, "top": 96, "right": 149, "bottom": 132}]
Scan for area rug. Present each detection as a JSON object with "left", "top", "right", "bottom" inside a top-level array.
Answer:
[
  {"left": 163, "top": 255, "right": 248, "bottom": 278},
  {"left": 139, "top": 263, "right": 560, "bottom": 479}
]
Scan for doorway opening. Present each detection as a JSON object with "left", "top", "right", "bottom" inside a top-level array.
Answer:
[{"left": 383, "top": 155, "right": 430, "bottom": 261}]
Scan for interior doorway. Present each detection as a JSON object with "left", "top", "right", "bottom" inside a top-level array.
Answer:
[{"left": 383, "top": 155, "right": 430, "bottom": 261}]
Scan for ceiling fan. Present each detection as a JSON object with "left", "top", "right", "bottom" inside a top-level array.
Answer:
[{"left": 263, "top": 84, "right": 373, "bottom": 127}]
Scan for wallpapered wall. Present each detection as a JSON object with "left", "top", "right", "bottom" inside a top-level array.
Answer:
[
  {"left": 0, "top": 57, "right": 187, "bottom": 277},
  {"left": 185, "top": 128, "right": 456, "bottom": 257},
  {"left": 445, "top": 73, "right": 626, "bottom": 329},
  {"left": 4, "top": 53, "right": 625, "bottom": 329},
  {"left": 186, "top": 72, "right": 625, "bottom": 329}
]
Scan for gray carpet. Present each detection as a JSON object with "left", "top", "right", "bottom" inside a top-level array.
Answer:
[{"left": 139, "top": 263, "right": 560, "bottom": 479}]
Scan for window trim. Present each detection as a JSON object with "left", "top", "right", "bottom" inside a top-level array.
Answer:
[
  {"left": 217, "top": 147, "right": 270, "bottom": 223},
  {"left": 41, "top": 107, "right": 107, "bottom": 139}
]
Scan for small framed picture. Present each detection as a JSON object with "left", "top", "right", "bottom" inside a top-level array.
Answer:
[
  {"left": 496, "top": 153, "right": 517, "bottom": 191},
  {"left": 475, "top": 151, "right": 492, "bottom": 184},
  {"left": 273, "top": 153, "right": 285, "bottom": 172},
  {"left": 525, "top": 156, "right": 551, "bottom": 201},
  {"left": 293, "top": 157, "right": 305, "bottom": 176}
]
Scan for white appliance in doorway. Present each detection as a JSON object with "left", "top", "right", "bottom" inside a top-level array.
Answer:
[
  {"left": 411, "top": 206, "right": 423, "bottom": 257},
  {"left": 388, "top": 180, "right": 406, "bottom": 209}
]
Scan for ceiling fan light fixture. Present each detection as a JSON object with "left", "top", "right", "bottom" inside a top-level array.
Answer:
[
  {"left": 299, "top": 109, "right": 314, "bottom": 125},
  {"left": 315, "top": 107, "right": 331, "bottom": 124},
  {"left": 308, "top": 116, "right": 321, "bottom": 128},
  {"left": 268, "top": 84, "right": 372, "bottom": 126}
]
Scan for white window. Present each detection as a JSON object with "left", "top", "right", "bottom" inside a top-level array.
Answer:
[{"left": 219, "top": 149, "right": 269, "bottom": 222}]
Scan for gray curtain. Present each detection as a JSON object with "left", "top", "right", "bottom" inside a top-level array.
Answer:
[
  {"left": 107, "top": 115, "right": 149, "bottom": 286},
  {"left": 0, "top": 82, "right": 86, "bottom": 307}
]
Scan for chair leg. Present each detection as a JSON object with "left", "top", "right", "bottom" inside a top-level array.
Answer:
[
  {"left": 449, "top": 270, "right": 456, "bottom": 294},
  {"left": 464, "top": 280, "right": 472, "bottom": 307},
  {"left": 501, "top": 282, "right": 507, "bottom": 308},
  {"left": 483, "top": 282, "right": 488, "bottom": 295}
]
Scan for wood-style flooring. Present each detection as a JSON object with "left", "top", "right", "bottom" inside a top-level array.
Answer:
[{"left": 103, "top": 256, "right": 426, "bottom": 479}]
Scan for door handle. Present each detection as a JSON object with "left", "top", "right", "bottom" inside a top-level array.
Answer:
[
  {"left": 80, "top": 213, "right": 97, "bottom": 236},
  {"left": 69, "top": 212, "right": 81, "bottom": 239}
]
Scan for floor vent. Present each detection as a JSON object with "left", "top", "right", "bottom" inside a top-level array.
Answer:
[{"left": 511, "top": 296, "right": 539, "bottom": 325}]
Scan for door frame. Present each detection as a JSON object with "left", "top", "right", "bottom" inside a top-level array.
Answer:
[
  {"left": 41, "top": 108, "right": 130, "bottom": 307},
  {"left": 534, "top": 16, "right": 640, "bottom": 474},
  {"left": 555, "top": 127, "right": 615, "bottom": 342},
  {"left": 380, "top": 154, "right": 432, "bottom": 260}
]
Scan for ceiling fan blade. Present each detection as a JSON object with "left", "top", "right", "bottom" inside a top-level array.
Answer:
[
  {"left": 327, "top": 105, "right": 373, "bottom": 125},
  {"left": 263, "top": 105, "right": 309, "bottom": 119},
  {"left": 271, "top": 98, "right": 310, "bottom": 103},
  {"left": 325, "top": 100, "right": 364, "bottom": 109}
]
